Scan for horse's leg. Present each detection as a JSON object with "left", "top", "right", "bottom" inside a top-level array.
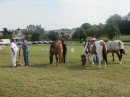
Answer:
[
  {"left": 88, "top": 56, "right": 90, "bottom": 62},
  {"left": 50, "top": 54, "right": 53, "bottom": 64},
  {"left": 102, "top": 53, "right": 107, "bottom": 69},
  {"left": 119, "top": 50, "right": 123, "bottom": 64},
  {"left": 91, "top": 55, "right": 95, "bottom": 67},
  {"left": 112, "top": 53, "right": 114, "bottom": 61},
  {"left": 116, "top": 51, "right": 122, "bottom": 64},
  {"left": 97, "top": 54, "right": 102, "bottom": 69},
  {"left": 52, "top": 54, "right": 53, "bottom": 63},
  {"left": 55, "top": 54, "right": 58, "bottom": 66}
]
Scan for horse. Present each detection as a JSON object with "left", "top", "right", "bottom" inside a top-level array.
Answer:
[
  {"left": 81, "top": 40, "right": 108, "bottom": 69},
  {"left": 49, "top": 42, "right": 63, "bottom": 66},
  {"left": 106, "top": 40, "right": 127, "bottom": 64}
]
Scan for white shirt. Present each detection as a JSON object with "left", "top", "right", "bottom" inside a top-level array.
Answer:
[{"left": 10, "top": 42, "right": 18, "bottom": 54}]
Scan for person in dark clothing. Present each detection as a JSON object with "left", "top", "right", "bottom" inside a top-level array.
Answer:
[
  {"left": 61, "top": 38, "right": 67, "bottom": 63},
  {"left": 20, "top": 36, "right": 29, "bottom": 66}
]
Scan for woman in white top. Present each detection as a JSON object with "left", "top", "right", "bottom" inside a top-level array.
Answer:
[{"left": 10, "top": 39, "right": 18, "bottom": 67}]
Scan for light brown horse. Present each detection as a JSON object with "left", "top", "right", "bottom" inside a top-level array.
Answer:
[{"left": 49, "top": 42, "right": 63, "bottom": 66}]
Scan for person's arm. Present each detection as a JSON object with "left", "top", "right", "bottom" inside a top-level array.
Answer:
[{"left": 11, "top": 48, "right": 15, "bottom": 55}]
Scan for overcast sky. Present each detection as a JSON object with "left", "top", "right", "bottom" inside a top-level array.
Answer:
[{"left": 0, "top": 0, "right": 130, "bottom": 31}]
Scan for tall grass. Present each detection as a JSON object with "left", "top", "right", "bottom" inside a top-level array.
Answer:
[{"left": 0, "top": 45, "right": 130, "bottom": 97}]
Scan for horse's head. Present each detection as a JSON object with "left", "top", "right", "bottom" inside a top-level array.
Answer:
[{"left": 81, "top": 54, "right": 86, "bottom": 66}]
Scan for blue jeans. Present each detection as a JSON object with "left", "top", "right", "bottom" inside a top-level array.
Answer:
[{"left": 23, "top": 50, "right": 29, "bottom": 66}]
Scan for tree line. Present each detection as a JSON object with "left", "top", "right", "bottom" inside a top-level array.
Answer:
[
  {"left": 0, "top": 12, "right": 130, "bottom": 42},
  {"left": 72, "top": 12, "right": 130, "bottom": 42}
]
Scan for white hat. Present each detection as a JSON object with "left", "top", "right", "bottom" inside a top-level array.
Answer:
[{"left": 91, "top": 38, "right": 97, "bottom": 40}]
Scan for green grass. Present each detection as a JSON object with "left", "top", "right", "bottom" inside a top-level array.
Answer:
[{"left": 0, "top": 45, "right": 130, "bottom": 97}]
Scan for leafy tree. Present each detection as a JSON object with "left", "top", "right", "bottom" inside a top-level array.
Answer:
[
  {"left": 47, "top": 31, "right": 58, "bottom": 41},
  {"left": 2, "top": 28, "right": 12, "bottom": 39},
  {"left": 113, "top": 12, "right": 130, "bottom": 35},
  {"left": 72, "top": 31, "right": 79, "bottom": 40},
  {"left": 105, "top": 16, "right": 120, "bottom": 40},
  {"left": 87, "top": 25, "right": 102, "bottom": 38},
  {"left": 31, "top": 31, "right": 40, "bottom": 41},
  {"left": 64, "top": 35, "right": 69, "bottom": 41},
  {"left": 25, "top": 25, "right": 45, "bottom": 40},
  {"left": 80, "top": 23, "right": 91, "bottom": 40},
  {"left": 72, "top": 27, "right": 86, "bottom": 42},
  {"left": 22, "top": 29, "right": 31, "bottom": 41},
  {"left": 81, "top": 23, "right": 91, "bottom": 30}
]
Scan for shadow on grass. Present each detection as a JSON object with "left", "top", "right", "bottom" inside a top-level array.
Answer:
[
  {"left": 0, "top": 65, "right": 12, "bottom": 68},
  {"left": 64, "top": 61, "right": 97, "bottom": 71},
  {"left": 29, "top": 63, "right": 51, "bottom": 68}
]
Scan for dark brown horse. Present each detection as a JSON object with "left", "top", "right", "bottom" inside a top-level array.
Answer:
[{"left": 49, "top": 42, "right": 63, "bottom": 66}]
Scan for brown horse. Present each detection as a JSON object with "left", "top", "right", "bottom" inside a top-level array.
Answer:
[{"left": 49, "top": 42, "right": 63, "bottom": 66}]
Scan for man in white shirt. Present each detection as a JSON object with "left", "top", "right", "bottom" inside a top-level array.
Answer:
[{"left": 10, "top": 39, "right": 18, "bottom": 67}]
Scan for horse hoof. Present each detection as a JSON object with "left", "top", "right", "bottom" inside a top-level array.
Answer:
[
  {"left": 97, "top": 67, "right": 100, "bottom": 69},
  {"left": 92, "top": 65, "right": 95, "bottom": 67},
  {"left": 119, "top": 61, "right": 122, "bottom": 64}
]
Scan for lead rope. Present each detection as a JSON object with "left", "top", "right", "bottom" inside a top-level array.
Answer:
[{"left": 18, "top": 47, "right": 21, "bottom": 61}]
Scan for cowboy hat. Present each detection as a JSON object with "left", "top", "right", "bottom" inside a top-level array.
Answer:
[
  {"left": 21, "top": 36, "right": 25, "bottom": 39},
  {"left": 91, "top": 38, "right": 97, "bottom": 40}
]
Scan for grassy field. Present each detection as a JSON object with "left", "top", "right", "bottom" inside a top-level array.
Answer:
[{"left": 0, "top": 44, "right": 130, "bottom": 97}]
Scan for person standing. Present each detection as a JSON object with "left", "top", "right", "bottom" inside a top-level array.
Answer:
[
  {"left": 20, "top": 36, "right": 29, "bottom": 66},
  {"left": 61, "top": 38, "right": 67, "bottom": 63},
  {"left": 10, "top": 39, "right": 18, "bottom": 67},
  {"left": 88, "top": 37, "right": 97, "bottom": 54}
]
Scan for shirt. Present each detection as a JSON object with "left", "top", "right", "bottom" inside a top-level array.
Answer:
[
  {"left": 10, "top": 42, "right": 18, "bottom": 54},
  {"left": 22, "top": 40, "right": 28, "bottom": 50}
]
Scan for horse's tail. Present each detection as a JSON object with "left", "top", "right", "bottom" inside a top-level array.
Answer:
[
  {"left": 119, "top": 41, "right": 127, "bottom": 55},
  {"left": 102, "top": 42, "right": 108, "bottom": 65}
]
